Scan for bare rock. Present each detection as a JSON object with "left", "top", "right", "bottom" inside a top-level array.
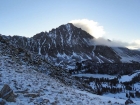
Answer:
[
  {"left": 125, "top": 98, "right": 134, "bottom": 105},
  {"left": 24, "top": 93, "right": 40, "bottom": 98},
  {"left": 0, "top": 98, "right": 6, "bottom": 105},
  {"left": 0, "top": 84, "right": 16, "bottom": 102}
]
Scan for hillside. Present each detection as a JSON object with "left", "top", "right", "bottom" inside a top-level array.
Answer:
[{"left": 0, "top": 53, "right": 140, "bottom": 105}]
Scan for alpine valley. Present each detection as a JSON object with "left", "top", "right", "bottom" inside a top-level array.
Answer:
[{"left": 0, "top": 23, "right": 140, "bottom": 105}]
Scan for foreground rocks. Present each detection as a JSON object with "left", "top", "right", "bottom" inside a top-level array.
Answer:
[
  {"left": 0, "top": 84, "right": 16, "bottom": 102},
  {"left": 125, "top": 98, "right": 134, "bottom": 105},
  {"left": 0, "top": 99, "right": 6, "bottom": 105}
]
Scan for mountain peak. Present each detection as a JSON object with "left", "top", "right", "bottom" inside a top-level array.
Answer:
[
  {"left": 53, "top": 23, "right": 77, "bottom": 32},
  {"left": 2, "top": 22, "right": 140, "bottom": 69},
  {"left": 66, "top": 23, "right": 74, "bottom": 26},
  {"left": 58, "top": 23, "right": 74, "bottom": 28}
]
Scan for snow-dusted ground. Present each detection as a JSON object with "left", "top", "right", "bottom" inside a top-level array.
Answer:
[
  {"left": 112, "top": 47, "right": 140, "bottom": 63},
  {"left": 73, "top": 72, "right": 140, "bottom": 102},
  {"left": 103, "top": 92, "right": 140, "bottom": 102},
  {"left": 119, "top": 71, "right": 140, "bottom": 82},
  {"left": 1, "top": 56, "right": 140, "bottom": 105},
  {"left": 73, "top": 74, "right": 116, "bottom": 79}
]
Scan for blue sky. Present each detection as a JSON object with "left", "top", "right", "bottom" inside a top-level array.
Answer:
[{"left": 0, "top": 0, "right": 140, "bottom": 49}]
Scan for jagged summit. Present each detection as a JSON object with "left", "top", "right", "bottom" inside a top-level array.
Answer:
[
  {"left": 32, "top": 23, "right": 94, "bottom": 46},
  {"left": 56, "top": 23, "right": 74, "bottom": 29},
  {"left": 48, "top": 23, "right": 94, "bottom": 39}
]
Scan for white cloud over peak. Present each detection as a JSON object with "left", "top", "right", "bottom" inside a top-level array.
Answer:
[
  {"left": 94, "top": 38, "right": 140, "bottom": 50},
  {"left": 93, "top": 38, "right": 129, "bottom": 47},
  {"left": 70, "top": 19, "right": 105, "bottom": 38},
  {"left": 69, "top": 19, "right": 140, "bottom": 50}
]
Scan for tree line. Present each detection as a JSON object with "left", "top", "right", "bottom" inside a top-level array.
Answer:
[{"left": 69, "top": 62, "right": 140, "bottom": 75}]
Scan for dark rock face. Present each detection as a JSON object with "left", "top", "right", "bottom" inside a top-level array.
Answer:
[
  {"left": 94, "top": 45, "right": 121, "bottom": 63},
  {"left": 0, "top": 84, "right": 16, "bottom": 102}
]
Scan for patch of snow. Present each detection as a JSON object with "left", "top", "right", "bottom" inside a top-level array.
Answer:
[
  {"left": 99, "top": 55, "right": 113, "bottom": 63},
  {"left": 112, "top": 47, "right": 140, "bottom": 63},
  {"left": 96, "top": 56, "right": 104, "bottom": 63},
  {"left": 86, "top": 55, "right": 92, "bottom": 60},
  {"left": 119, "top": 71, "right": 140, "bottom": 82},
  {"left": 60, "top": 31, "right": 64, "bottom": 46},
  {"left": 72, "top": 52, "right": 78, "bottom": 57},
  {"left": 73, "top": 74, "right": 116, "bottom": 79}
]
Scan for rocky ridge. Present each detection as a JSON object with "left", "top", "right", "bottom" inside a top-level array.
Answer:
[
  {"left": 1, "top": 23, "right": 140, "bottom": 69},
  {"left": 0, "top": 23, "right": 126, "bottom": 69}
]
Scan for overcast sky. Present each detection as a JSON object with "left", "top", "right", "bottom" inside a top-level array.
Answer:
[{"left": 0, "top": 0, "right": 140, "bottom": 49}]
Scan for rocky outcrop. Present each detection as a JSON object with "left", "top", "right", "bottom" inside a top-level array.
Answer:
[
  {"left": 0, "top": 84, "right": 16, "bottom": 102},
  {"left": 125, "top": 98, "right": 134, "bottom": 105}
]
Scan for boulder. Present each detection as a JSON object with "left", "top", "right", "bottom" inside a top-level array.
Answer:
[
  {"left": 0, "top": 98, "right": 6, "bottom": 105},
  {"left": 0, "top": 84, "right": 16, "bottom": 102},
  {"left": 125, "top": 98, "right": 134, "bottom": 105},
  {"left": 24, "top": 93, "right": 40, "bottom": 98}
]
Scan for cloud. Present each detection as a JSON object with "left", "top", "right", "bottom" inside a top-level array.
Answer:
[
  {"left": 70, "top": 19, "right": 140, "bottom": 50},
  {"left": 94, "top": 38, "right": 140, "bottom": 50},
  {"left": 70, "top": 19, "right": 105, "bottom": 38},
  {"left": 126, "top": 40, "right": 140, "bottom": 50},
  {"left": 93, "top": 37, "right": 129, "bottom": 47}
]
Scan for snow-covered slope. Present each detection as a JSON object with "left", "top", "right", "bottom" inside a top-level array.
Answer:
[
  {"left": 1, "top": 55, "right": 140, "bottom": 105},
  {"left": 112, "top": 47, "right": 140, "bottom": 63},
  {"left": 119, "top": 70, "right": 140, "bottom": 82}
]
